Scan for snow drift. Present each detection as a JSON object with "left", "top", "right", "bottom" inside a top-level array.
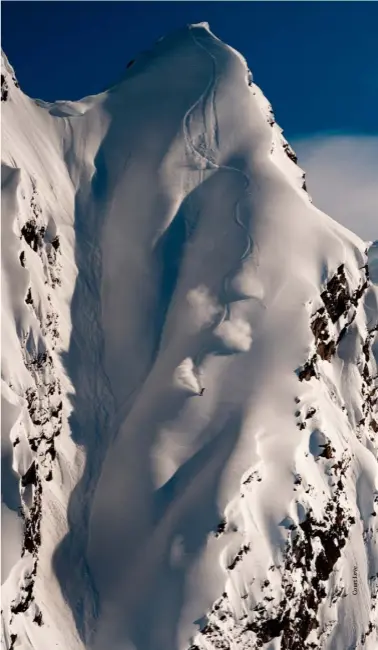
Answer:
[{"left": 1, "top": 23, "right": 377, "bottom": 650}]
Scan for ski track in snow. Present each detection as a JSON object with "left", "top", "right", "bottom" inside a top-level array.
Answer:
[
  {"left": 86, "top": 27, "right": 261, "bottom": 649},
  {"left": 185, "top": 26, "right": 255, "bottom": 388},
  {"left": 1, "top": 23, "right": 378, "bottom": 650}
]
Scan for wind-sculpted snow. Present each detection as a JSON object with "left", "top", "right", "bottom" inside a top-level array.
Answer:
[{"left": 1, "top": 24, "right": 378, "bottom": 650}]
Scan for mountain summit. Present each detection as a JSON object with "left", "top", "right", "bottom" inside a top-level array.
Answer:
[{"left": 2, "top": 23, "right": 377, "bottom": 650}]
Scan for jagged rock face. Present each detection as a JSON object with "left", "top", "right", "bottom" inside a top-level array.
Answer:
[
  {"left": 190, "top": 258, "right": 378, "bottom": 650},
  {"left": 1, "top": 58, "right": 19, "bottom": 102},
  {"left": 1, "top": 164, "right": 73, "bottom": 649},
  {"left": 1, "top": 25, "right": 378, "bottom": 650}
]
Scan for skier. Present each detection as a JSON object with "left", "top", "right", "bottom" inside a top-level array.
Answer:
[{"left": 199, "top": 387, "right": 205, "bottom": 396}]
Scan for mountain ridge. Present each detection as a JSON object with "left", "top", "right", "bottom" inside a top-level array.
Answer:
[{"left": 1, "top": 23, "right": 377, "bottom": 650}]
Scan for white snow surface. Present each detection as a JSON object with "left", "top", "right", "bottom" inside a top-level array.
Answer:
[{"left": 1, "top": 23, "right": 378, "bottom": 650}]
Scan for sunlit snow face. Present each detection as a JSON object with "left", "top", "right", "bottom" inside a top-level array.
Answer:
[{"left": 3, "top": 16, "right": 378, "bottom": 650}]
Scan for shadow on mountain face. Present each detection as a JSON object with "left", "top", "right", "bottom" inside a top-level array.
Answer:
[
  {"left": 52, "top": 26, "right": 251, "bottom": 647},
  {"left": 125, "top": 411, "right": 241, "bottom": 650},
  {"left": 52, "top": 146, "right": 245, "bottom": 645},
  {"left": 50, "top": 138, "right": 194, "bottom": 631}
]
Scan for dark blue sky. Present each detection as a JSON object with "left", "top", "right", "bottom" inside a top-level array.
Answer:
[{"left": 2, "top": 2, "right": 378, "bottom": 139}]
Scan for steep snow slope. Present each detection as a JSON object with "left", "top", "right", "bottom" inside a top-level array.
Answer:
[{"left": 1, "top": 23, "right": 377, "bottom": 650}]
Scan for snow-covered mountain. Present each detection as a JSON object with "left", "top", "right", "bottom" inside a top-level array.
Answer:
[{"left": 1, "top": 22, "right": 378, "bottom": 650}]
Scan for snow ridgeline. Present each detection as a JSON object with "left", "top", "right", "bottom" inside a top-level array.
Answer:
[{"left": 1, "top": 23, "right": 378, "bottom": 650}]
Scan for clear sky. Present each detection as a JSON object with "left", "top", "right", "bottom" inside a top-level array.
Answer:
[{"left": 2, "top": 1, "right": 378, "bottom": 140}]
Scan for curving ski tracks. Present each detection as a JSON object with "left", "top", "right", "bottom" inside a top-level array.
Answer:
[{"left": 185, "top": 26, "right": 254, "bottom": 384}]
